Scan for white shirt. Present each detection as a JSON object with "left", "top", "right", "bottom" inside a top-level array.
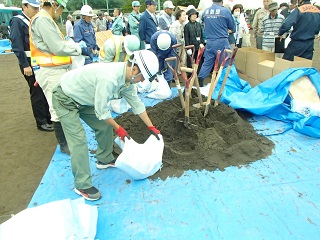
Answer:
[{"left": 66, "top": 19, "right": 73, "bottom": 38}]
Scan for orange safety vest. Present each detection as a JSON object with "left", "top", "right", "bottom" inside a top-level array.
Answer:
[
  {"left": 29, "top": 11, "right": 72, "bottom": 67},
  {"left": 100, "top": 35, "right": 130, "bottom": 62}
]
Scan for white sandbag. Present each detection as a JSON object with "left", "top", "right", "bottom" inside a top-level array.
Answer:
[
  {"left": 242, "top": 33, "right": 251, "bottom": 47},
  {"left": 115, "top": 135, "right": 164, "bottom": 180},
  {"left": 147, "top": 74, "right": 172, "bottom": 99},
  {"left": 291, "top": 99, "right": 320, "bottom": 117},
  {"left": 109, "top": 98, "right": 131, "bottom": 114}
]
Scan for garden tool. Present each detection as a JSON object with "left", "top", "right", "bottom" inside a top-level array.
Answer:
[
  {"left": 203, "top": 50, "right": 221, "bottom": 117},
  {"left": 165, "top": 56, "right": 185, "bottom": 109},
  {"left": 179, "top": 68, "right": 197, "bottom": 128},
  {"left": 214, "top": 47, "right": 238, "bottom": 107},
  {"left": 203, "top": 49, "right": 232, "bottom": 116}
]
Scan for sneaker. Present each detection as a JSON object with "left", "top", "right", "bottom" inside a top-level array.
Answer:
[
  {"left": 96, "top": 159, "right": 116, "bottom": 169},
  {"left": 74, "top": 186, "right": 101, "bottom": 201}
]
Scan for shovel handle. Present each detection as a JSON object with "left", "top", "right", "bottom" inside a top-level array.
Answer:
[
  {"left": 180, "top": 69, "right": 194, "bottom": 89},
  {"left": 185, "top": 45, "right": 196, "bottom": 63},
  {"left": 213, "top": 50, "right": 221, "bottom": 72},
  {"left": 195, "top": 46, "right": 205, "bottom": 65},
  {"left": 228, "top": 47, "right": 238, "bottom": 66},
  {"left": 172, "top": 43, "right": 183, "bottom": 62},
  {"left": 165, "top": 56, "right": 178, "bottom": 74}
]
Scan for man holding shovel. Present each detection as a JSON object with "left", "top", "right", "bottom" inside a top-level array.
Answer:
[
  {"left": 197, "top": 0, "right": 234, "bottom": 87},
  {"left": 52, "top": 50, "right": 161, "bottom": 201}
]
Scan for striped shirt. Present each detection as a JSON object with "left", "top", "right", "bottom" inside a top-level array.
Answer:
[{"left": 262, "top": 14, "right": 285, "bottom": 48}]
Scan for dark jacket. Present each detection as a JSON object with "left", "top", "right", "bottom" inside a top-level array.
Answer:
[
  {"left": 279, "top": 2, "right": 320, "bottom": 41},
  {"left": 184, "top": 21, "right": 204, "bottom": 51},
  {"left": 9, "top": 13, "right": 30, "bottom": 67},
  {"left": 139, "top": 10, "right": 158, "bottom": 44}
]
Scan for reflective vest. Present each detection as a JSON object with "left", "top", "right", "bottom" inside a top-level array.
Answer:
[
  {"left": 29, "top": 11, "right": 71, "bottom": 67},
  {"left": 100, "top": 35, "right": 130, "bottom": 62}
]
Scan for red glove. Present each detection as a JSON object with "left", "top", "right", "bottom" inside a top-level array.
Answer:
[
  {"left": 148, "top": 126, "right": 160, "bottom": 140},
  {"left": 115, "top": 125, "right": 129, "bottom": 141}
]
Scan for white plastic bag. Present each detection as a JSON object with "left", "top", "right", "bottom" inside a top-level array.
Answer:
[
  {"left": 147, "top": 74, "right": 172, "bottom": 99},
  {"left": 69, "top": 55, "right": 85, "bottom": 70},
  {"left": 242, "top": 33, "right": 251, "bottom": 47},
  {"left": 109, "top": 98, "right": 131, "bottom": 114},
  {"left": 115, "top": 135, "right": 164, "bottom": 180},
  {"left": 291, "top": 99, "right": 320, "bottom": 117}
]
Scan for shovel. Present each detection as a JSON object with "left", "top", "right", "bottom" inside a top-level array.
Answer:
[
  {"left": 203, "top": 50, "right": 221, "bottom": 117},
  {"left": 165, "top": 56, "right": 185, "bottom": 109},
  {"left": 179, "top": 68, "right": 197, "bottom": 128},
  {"left": 214, "top": 47, "right": 238, "bottom": 107}
]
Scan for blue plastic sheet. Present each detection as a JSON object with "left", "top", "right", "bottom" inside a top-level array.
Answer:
[
  {"left": 0, "top": 39, "right": 12, "bottom": 54},
  {"left": 27, "top": 115, "right": 320, "bottom": 239},
  {"left": 216, "top": 67, "right": 320, "bottom": 138}
]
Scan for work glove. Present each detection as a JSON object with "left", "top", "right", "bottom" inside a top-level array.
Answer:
[
  {"left": 81, "top": 47, "right": 92, "bottom": 56},
  {"left": 93, "top": 45, "right": 100, "bottom": 56},
  {"left": 148, "top": 126, "right": 160, "bottom": 140},
  {"left": 187, "top": 49, "right": 192, "bottom": 56},
  {"left": 115, "top": 125, "right": 130, "bottom": 141}
]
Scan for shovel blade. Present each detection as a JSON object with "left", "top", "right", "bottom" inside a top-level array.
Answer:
[{"left": 203, "top": 104, "right": 210, "bottom": 117}]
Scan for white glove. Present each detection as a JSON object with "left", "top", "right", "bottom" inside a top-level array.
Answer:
[{"left": 187, "top": 49, "right": 192, "bottom": 56}]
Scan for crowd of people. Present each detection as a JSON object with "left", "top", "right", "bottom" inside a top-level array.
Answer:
[{"left": 7, "top": 0, "right": 320, "bottom": 201}]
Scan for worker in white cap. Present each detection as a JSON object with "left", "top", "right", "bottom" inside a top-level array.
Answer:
[
  {"left": 159, "top": 0, "right": 175, "bottom": 30},
  {"left": 74, "top": 5, "right": 99, "bottom": 65},
  {"left": 52, "top": 50, "right": 161, "bottom": 201}
]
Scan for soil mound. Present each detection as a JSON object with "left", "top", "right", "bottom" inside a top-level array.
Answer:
[{"left": 115, "top": 96, "right": 274, "bottom": 180}]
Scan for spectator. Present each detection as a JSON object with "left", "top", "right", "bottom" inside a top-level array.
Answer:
[
  {"left": 96, "top": 13, "right": 107, "bottom": 32},
  {"left": 184, "top": 8, "right": 205, "bottom": 76},
  {"left": 75, "top": 15, "right": 80, "bottom": 24},
  {"left": 252, "top": 0, "right": 273, "bottom": 49},
  {"left": 278, "top": 2, "right": 289, "bottom": 14},
  {"left": 224, "top": 4, "right": 236, "bottom": 51},
  {"left": 232, "top": 4, "right": 249, "bottom": 48},
  {"left": 10, "top": 0, "right": 52, "bottom": 132},
  {"left": 280, "top": 0, "right": 297, "bottom": 18},
  {"left": 112, "top": 8, "right": 125, "bottom": 35},
  {"left": 197, "top": 0, "right": 234, "bottom": 87},
  {"left": 262, "top": 2, "right": 285, "bottom": 57},
  {"left": 279, "top": 0, "right": 320, "bottom": 61},
  {"left": 128, "top": 1, "right": 143, "bottom": 49},
  {"left": 0, "top": 21, "right": 10, "bottom": 39},
  {"left": 106, "top": 14, "right": 113, "bottom": 30},
  {"left": 65, "top": 14, "right": 73, "bottom": 39},
  {"left": 159, "top": 1, "right": 175, "bottom": 30},
  {"left": 139, "top": 0, "right": 158, "bottom": 49},
  {"left": 169, "top": 10, "right": 186, "bottom": 45},
  {"left": 74, "top": 5, "right": 99, "bottom": 65}
]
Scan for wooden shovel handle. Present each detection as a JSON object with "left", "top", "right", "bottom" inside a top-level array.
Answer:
[
  {"left": 184, "top": 45, "right": 196, "bottom": 63},
  {"left": 196, "top": 46, "right": 205, "bottom": 65},
  {"left": 165, "top": 56, "right": 178, "bottom": 74}
]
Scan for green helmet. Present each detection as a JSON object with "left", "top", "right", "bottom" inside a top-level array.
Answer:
[
  {"left": 123, "top": 35, "right": 141, "bottom": 56},
  {"left": 56, "top": 0, "right": 68, "bottom": 8}
]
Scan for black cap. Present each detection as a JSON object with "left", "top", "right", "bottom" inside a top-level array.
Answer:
[{"left": 186, "top": 8, "right": 198, "bottom": 17}]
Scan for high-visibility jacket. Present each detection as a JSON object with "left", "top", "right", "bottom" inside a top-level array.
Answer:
[
  {"left": 29, "top": 11, "right": 71, "bottom": 67},
  {"left": 100, "top": 35, "right": 130, "bottom": 62}
]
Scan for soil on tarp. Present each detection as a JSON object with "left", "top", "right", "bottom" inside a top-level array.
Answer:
[{"left": 115, "top": 96, "right": 275, "bottom": 180}]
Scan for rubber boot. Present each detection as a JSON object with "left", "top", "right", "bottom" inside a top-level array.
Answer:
[
  {"left": 198, "top": 77, "right": 204, "bottom": 87},
  {"left": 53, "top": 121, "right": 70, "bottom": 155}
]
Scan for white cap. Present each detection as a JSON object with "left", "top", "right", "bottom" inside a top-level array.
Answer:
[
  {"left": 22, "top": 0, "right": 40, "bottom": 7},
  {"left": 163, "top": 1, "right": 175, "bottom": 9},
  {"left": 157, "top": 33, "right": 171, "bottom": 50},
  {"left": 133, "top": 50, "right": 159, "bottom": 82},
  {"left": 80, "top": 5, "right": 95, "bottom": 17}
]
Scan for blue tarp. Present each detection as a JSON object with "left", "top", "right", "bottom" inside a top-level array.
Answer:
[
  {"left": 0, "top": 39, "right": 12, "bottom": 54},
  {"left": 27, "top": 115, "right": 320, "bottom": 239},
  {"left": 212, "top": 66, "right": 320, "bottom": 138}
]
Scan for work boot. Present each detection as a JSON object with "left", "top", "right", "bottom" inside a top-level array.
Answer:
[
  {"left": 198, "top": 77, "right": 204, "bottom": 87},
  {"left": 53, "top": 121, "right": 70, "bottom": 155}
]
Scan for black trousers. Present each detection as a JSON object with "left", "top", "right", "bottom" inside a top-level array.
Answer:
[{"left": 19, "top": 63, "right": 50, "bottom": 126}]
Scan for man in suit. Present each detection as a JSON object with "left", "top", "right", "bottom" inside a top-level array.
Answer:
[{"left": 139, "top": 0, "right": 158, "bottom": 49}]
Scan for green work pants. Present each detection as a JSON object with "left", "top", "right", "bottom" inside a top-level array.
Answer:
[{"left": 52, "top": 85, "right": 114, "bottom": 189}]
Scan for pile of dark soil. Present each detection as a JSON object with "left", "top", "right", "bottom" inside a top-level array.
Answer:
[{"left": 115, "top": 96, "right": 274, "bottom": 180}]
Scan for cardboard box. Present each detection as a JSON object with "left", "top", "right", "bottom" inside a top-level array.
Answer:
[
  {"left": 258, "top": 60, "right": 275, "bottom": 83},
  {"left": 235, "top": 47, "right": 251, "bottom": 74},
  {"left": 273, "top": 56, "right": 313, "bottom": 76},
  {"left": 238, "top": 72, "right": 260, "bottom": 87},
  {"left": 245, "top": 49, "right": 275, "bottom": 79}
]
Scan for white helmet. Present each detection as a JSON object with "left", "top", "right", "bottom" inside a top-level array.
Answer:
[
  {"left": 80, "top": 5, "right": 95, "bottom": 17},
  {"left": 133, "top": 50, "right": 159, "bottom": 82},
  {"left": 123, "top": 35, "right": 141, "bottom": 56},
  {"left": 157, "top": 33, "right": 171, "bottom": 51}
]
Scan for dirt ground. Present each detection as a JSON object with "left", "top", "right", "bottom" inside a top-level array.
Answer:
[{"left": 0, "top": 39, "right": 319, "bottom": 224}]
